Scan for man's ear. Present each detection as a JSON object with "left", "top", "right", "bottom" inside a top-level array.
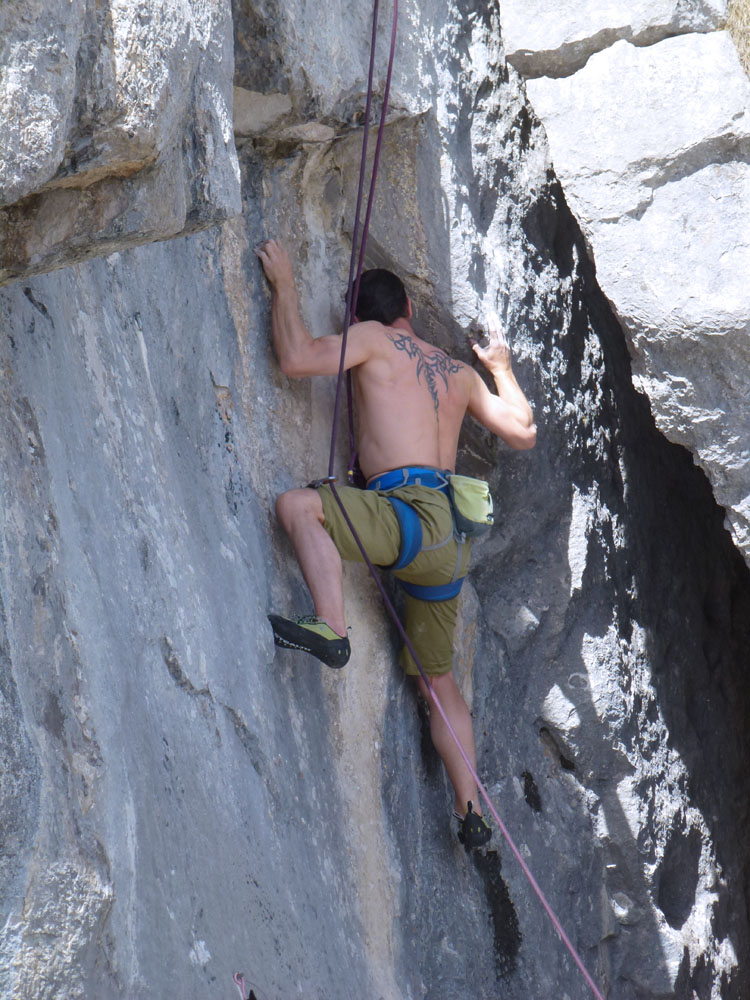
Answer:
[{"left": 406, "top": 297, "right": 413, "bottom": 319}]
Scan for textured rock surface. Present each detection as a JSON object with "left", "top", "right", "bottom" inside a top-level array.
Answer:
[
  {"left": 508, "top": 9, "right": 750, "bottom": 568},
  {"left": 0, "top": 0, "right": 241, "bottom": 285},
  {"left": 1, "top": 2, "right": 749, "bottom": 999},
  {"left": 502, "top": 0, "right": 727, "bottom": 78}
]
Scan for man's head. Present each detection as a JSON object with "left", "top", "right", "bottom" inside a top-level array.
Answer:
[{"left": 353, "top": 269, "right": 409, "bottom": 326}]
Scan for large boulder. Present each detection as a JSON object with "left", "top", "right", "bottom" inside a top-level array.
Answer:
[
  {"left": 514, "top": 26, "right": 750, "bottom": 566},
  {"left": 0, "top": 0, "right": 241, "bottom": 285}
]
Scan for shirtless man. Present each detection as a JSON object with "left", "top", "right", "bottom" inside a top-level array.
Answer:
[{"left": 256, "top": 239, "right": 536, "bottom": 849}]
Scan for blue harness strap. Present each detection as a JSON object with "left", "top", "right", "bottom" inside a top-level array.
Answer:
[
  {"left": 380, "top": 482, "right": 466, "bottom": 602},
  {"left": 386, "top": 497, "right": 423, "bottom": 570},
  {"left": 400, "top": 577, "right": 465, "bottom": 602},
  {"left": 367, "top": 466, "right": 449, "bottom": 493}
]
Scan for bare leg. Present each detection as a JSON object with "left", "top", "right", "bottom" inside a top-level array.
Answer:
[
  {"left": 416, "top": 672, "right": 481, "bottom": 816},
  {"left": 275, "top": 488, "right": 347, "bottom": 636}
]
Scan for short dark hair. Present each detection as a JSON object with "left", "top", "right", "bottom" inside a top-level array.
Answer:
[{"left": 353, "top": 269, "right": 408, "bottom": 325}]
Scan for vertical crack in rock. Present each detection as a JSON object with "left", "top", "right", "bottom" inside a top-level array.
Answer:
[
  {"left": 161, "top": 636, "right": 213, "bottom": 705},
  {"left": 472, "top": 850, "right": 523, "bottom": 980},
  {"left": 220, "top": 703, "right": 266, "bottom": 779},
  {"left": 519, "top": 28, "right": 750, "bottom": 568}
]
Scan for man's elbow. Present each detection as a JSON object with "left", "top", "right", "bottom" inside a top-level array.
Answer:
[
  {"left": 512, "top": 423, "right": 537, "bottom": 450},
  {"left": 278, "top": 355, "right": 306, "bottom": 378}
]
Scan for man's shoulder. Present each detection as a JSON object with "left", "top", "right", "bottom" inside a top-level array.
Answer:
[
  {"left": 350, "top": 321, "right": 471, "bottom": 380},
  {"left": 347, "top": 320, "right": 391, "bottom": 348}
]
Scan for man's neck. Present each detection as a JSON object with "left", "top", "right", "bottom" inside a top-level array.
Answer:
[{"left": 388, "top": 317, "right": 414, "bottom": 335}]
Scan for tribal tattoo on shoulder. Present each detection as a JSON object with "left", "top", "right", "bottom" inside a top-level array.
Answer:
[{"left": 387, "top": 331, "right": 463, "bottom": 412}]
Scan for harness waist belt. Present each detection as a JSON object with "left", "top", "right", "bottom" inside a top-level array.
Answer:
[{"left": 366, "top": 466, "right": 450, "bottom": 493}]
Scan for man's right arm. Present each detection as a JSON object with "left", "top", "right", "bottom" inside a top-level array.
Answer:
[
  {"left": 255, "top": 239, "right": 375, "bottom": 377},
  {"left": 467, "top": 313, "right": 536, "bottom": 450}
]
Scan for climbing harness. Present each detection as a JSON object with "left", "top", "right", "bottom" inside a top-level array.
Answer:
[
  {"left": 308, "top": 1, "right": 607, "bottom": 997},
  {"left": 364, "top": 465, "right": 466, "bottom": 597},
  {"left": 364, "top": 464, "right": 494, "bottom": 597}
]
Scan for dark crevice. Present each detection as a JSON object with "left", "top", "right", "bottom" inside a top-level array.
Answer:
[
  {"left": 522, "top": 770, "right": 543, "bottom": 812},
  {"left": 161, "top": 636, "right": 212, "bottom": 702},
  {"left": 509, "top": 22, "right": 723, "bottom": 81},
  {"left": 23, "top": 287, "right": 53, "bottom": 322},
  {"left": 540, "top": 726, "right": 576, "bottom": 772},
  {"left": 472, "top": 850, "right": 522, "bottom": 980}
]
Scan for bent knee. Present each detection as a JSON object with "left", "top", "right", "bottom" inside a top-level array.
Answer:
[
  {"left": 275, "top": 487, "right": 324, "bottom": 532},
  {"left": 416, "top": 670, "right": 457, "bottom": 700}
]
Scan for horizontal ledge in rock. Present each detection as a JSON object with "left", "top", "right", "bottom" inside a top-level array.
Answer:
[
  {"left": 0, "top": 150, "right": 238, "bottom": 288},
  {"left": 233, "top": 88, "right": 293, "bottom": 136},
  {"left": 504, "top": 10, "right": 727, "bottom": 80}
]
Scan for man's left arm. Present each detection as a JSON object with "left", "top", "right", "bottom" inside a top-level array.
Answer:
[
  {"left": 256, "top": 239, "right": 373, "bottom": 377},
  {"left": 467, "top": 311, "right": 536, "bottom": 449}
]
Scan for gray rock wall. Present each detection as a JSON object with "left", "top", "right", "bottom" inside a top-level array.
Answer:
[
  {"left": 0, "top": 0, "right": 241, "bottom": 285},
  {"left": 1, "top": 2, "right": 749, "bottom": 998},
  {"left": 503, "top": 0, "right": 750, "bottom": 569}
]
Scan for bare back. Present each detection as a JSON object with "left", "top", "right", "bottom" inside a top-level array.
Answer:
[
  {"left": 352, "top": 320, "right": 473, "bottom": 481},
  {"left": 257, "top": 238, "right": 536, "bottom": 476}
]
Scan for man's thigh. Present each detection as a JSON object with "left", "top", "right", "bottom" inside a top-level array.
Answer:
[
  {"left": 318, "top": 484, "right": 461, "bottom": 677},
  {"left": 399, "top": 593, "right": 459, "bottom": 677},
  {"left": 317, "top": 484, "right": 401, "bottom": 566}
]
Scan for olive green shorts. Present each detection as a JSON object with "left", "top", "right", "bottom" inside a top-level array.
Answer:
[{"left": 317, "top": 484, "right": 472, "bottom": 676}]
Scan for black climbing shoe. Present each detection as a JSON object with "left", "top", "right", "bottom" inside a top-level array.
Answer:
[
  {"left": 268, "top": 614, "right": 351, "bottom": 668},
  {"left": 455, "top": 801, "right": 492, "bottom": 852}
]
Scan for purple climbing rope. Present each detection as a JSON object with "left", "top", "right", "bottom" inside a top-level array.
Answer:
[
  {"left": 322, "top": 2, "right": 606, "bottom": 998},
  {"left": 328, "top": 0, "right": 399, "bottom": 480},
  {"left": 233, "top": 971, "right": 260, "bottom": 1000}
]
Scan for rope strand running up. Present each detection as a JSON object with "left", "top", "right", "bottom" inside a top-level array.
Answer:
[
  {"left": 328, "top": 0, "right": 399, "bottom": 480},
  {"left": 325, "top": 3, "right": 605, "bottom": 997}
]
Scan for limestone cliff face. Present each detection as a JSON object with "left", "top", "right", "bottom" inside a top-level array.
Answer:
[
  {"left": 503, "top": 0, "right": 750, "bottom": 568},
  {"left": 0, "top": 0, "right": 240, "bottom": 285},
  {"left": 1, "top": 3, "right": 749, "bottom": 999}
]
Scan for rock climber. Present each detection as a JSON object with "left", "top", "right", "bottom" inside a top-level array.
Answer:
[{"left": 255, "top": 238, "right": 536, "bottom": 850}]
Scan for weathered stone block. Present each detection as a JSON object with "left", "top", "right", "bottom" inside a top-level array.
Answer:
[
  {"left": 525, "top": 32, "right": 750, "bottom": 565},
  {"left": 0, "top": 0, "right": 241, "bottom": 285}
]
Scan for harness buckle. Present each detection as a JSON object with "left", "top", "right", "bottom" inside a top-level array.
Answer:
[{"left": 307, "top": 475, "right": 338, "bottom": 489}]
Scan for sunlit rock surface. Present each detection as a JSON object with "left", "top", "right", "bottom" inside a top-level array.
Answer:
[
  {"left": 504, "top": 0, "right": 750, "bottom": 567},
  {"left": 0, "top": 2, "right": 749, "bottom": 998},
  {"left": 0, "top": 0, "right": 240, "bottom": 285},
  {"left": 502, "top": 0, "right": 727, "bottom": 78}
]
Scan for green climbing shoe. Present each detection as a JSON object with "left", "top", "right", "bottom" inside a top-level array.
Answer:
[
  {"left": 268, "top": 614, "right": 351, "bottom": 669},
  {"left": 455, "top": 801, "right": 492, "bottom": 852}
]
